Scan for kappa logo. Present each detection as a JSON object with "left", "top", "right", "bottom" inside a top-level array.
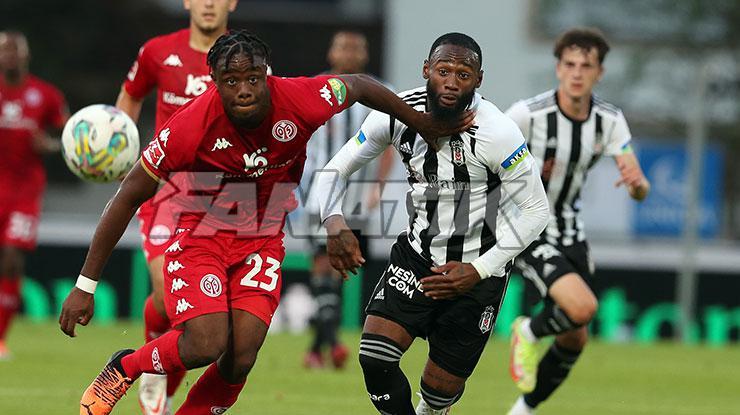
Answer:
[
  {"left": 171, "top": 278, "right": 189, "bottom": 293},
  {"left": 158, "top": 128, "right": 171, "bottom": 147},
  {"left": 165, "top": 240, "right": 182, "bottom": 253},
  {"left": 272, "top": 120, "right": 297, "bottom": 142},
  {"left": 151, "top": 347, "right": 165, "bottom": 373},
  {"left": 167, "top": 260, "right": 185, "bottom": 274},
  {"left": 479, "top": 305, "right": 496, "bottom": 334},
  {"left": 211, "top": 137, "right": 233, "bottom": 151},
  {"left": 200, "top": 274, "right": 223, "bottom": 298},
  {"left": 163, "top": 54, "right": 183, "bottom": 67},
  {"left": 175, "top": 298, "right": 194, "bottom": 315},
  {"left": 319, "top": 85, "right": 333, "bottom": 106}
]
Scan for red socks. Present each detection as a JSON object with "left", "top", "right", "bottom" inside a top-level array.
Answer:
[
  {"left": 143, "top": 295, "right": 170, "bottom": 343},
  {"left": 121, "top": 329, "right": 186, "bottom": 380},
  {"left": 175, "top": 363, "right": 245, "bottom": 415},
  {"left": 0, "top": 278, "right": 21, "bottom": 341}
]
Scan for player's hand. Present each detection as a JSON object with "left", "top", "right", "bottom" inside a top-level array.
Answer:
[
  {"left": 421, "top": 261, "right": 481, "bottom": 300},
  {"left": 325, "top": 216, "right": 365, "bottom": 280},
  {"left": 615, "top": 154, "right": 650, "bottom": 200},
  {"left": 58, "top": 288, "right": 95, "bottom": 338},
  {"left": 415, "top": 110, "right": 476, "bottom": 151}
]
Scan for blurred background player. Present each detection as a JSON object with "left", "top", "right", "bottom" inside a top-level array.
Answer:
[
  {"left": 0, "top": 31, "right": 67, "bottom": 360},
  {"left": 115, "top": 0, "right": 237, "bottom": 412},
  {"left": 504, "top": 27, "right": 650, "bottom": 415},
  {"left": 302, "top": 30, "right": 396, "bottom": 370}
]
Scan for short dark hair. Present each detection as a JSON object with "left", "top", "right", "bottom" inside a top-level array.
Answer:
[
  {"left": 553, "top": 27, "right": 610, "bottom": 64},
  {"left": 207, "top": 30, "right": 271, "bottom": 71},
  {"left": 428, "top": 32, "right": 482, "bottom": 68}
]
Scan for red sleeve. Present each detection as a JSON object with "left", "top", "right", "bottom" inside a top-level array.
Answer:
[
  {"left": 290, "top": 75, "right": 350, "bottom": 129},
  {"left": 123, "top": 41, "right": 159, "bottom": 99},
  {"left": 44, "top": 84, "right": 69, "bottom": 129},
  {"left": 140, "top": 118, "right": 194, "bottom": 180}
]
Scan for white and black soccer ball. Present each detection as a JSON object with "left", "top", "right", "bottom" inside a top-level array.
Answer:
[{"left": 61, "top": 104, "right": 140, "bottom": 182}]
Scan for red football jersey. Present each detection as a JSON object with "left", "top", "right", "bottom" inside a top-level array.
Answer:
[
  {"left": 0, "top": 75, "right": 67, "bottom": 193},
  {"left": 140, "top": 75, "right": 349, "bottom": 236},
  {"left": 124, "top": 29, "right": 211, "bottom": 130}
]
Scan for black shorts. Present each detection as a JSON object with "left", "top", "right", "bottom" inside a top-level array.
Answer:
[
  {"left": 366, "top": 234, "right": 509, "bottom": 378},
  {"left": 513, "top": 237, "right": 594, "bottom": 305}
]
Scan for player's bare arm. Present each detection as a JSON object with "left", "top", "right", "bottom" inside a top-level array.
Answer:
[
  {"left": 59, "top": 161, "right": 158, "bottom": 337},
  {"left": 324, "top": 215, "right": 365, "bottom": 280},
  {"left": 615, "top": 152, "right": 650, "bottom": 201},
  {"left": 115, "top": 87, "right": 144, "bottom": 123},
  {"left": 339, "top": 73, "right": 475, "bottom": 148}
]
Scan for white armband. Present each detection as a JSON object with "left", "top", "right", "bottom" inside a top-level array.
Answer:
[{"left": 75, "top": 274, "right": 98, "bottom": 294}]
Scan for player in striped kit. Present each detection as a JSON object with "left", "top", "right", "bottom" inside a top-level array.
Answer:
[
  {"left": 504, "top": 28, "right": 650, "bottom": 415},
  {"left": 315, "top": 33, "right": 550, "bottom": 415}
]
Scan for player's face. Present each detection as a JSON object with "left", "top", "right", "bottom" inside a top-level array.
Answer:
[
  {"left": 327, "top": 32, "right": 369, "bottom": 74},
  {"left": 213, "top": 53, "right": 270, "bottom": 128},
  {"left": 0, "top": 33, "right": 29, "bottom": 74},
  {"left": 423, "top": 44, "right": 482, "bottom": 118},
  {"left": 185, "top": 0, "right": 236, "bottom": 33},
  {"left": 556, "top": 46, "right": 603, "bottom": 101}
]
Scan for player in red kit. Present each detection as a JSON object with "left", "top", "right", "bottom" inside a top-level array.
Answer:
[
  {"left": 59, "top": 31, "right": 474, "bottom": 415},
  {"left": 0, "top": 31, "right": 68, "bottom": 359},
  {"left": 116, "top": 1, "right": 237, "bottom": 412}
]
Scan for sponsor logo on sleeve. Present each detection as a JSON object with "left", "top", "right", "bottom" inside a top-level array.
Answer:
[
  {"left": 620, "top": 141, "right": 634, "bottom": 154},
  {"left": 501, "top": 142, "right": 529, "bottom": 170},
  {"left": 327, "top": 78, "right": 347, "bottom": 105},
  {"left": 353, "top": 130, "right": 367, "bottom": 145}
]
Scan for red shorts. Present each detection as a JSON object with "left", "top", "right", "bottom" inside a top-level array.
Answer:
[
  {"left": 137, "top": 199, "right": 178, "bottom": 263},
  {"left": 0, "top": 191, "right": 42, "bottom": 251},
  {"left": 162, "top": 229, "right": 285, "bottom": 328}
]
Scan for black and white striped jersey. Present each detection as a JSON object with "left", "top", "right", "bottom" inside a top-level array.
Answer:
[
  {"left": 303, "top": 102, "right": 374, "bottom": 218},
  {"left": 316, "top": 87, "right": 549, "bottom": 278},
  {"left": 506, "top": 90, "right": 632, "bottom": 247}
]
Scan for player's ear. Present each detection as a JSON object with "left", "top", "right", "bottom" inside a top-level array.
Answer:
[
  {"left": 422, "top": 59, "right": 430, "bottom": 80},
  {"left": 183, "top": 0, "right": 191, "bottom": 11},
  {"left": 596, "top": 65, "right": 605, "bottom": 83},
  {"left": 476, "top": 70, "right": 484, "bottom": 88},
  {"left": 229, "top": 0, "right": 238, "bottom": 12}
]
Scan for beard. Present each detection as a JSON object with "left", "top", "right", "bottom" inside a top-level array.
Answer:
[{"left": 426, "top": 80, "right": 475, "bottom": 119}]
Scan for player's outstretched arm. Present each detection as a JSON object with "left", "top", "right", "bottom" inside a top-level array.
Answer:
[
  {"left": 614, "top": 152, "right": 650, "bottom": 201},
  {"left": 338, "top": 74, "right": 474, "bottom": 148},
  {"left": 59, "top": 161, "right": 158, "bottom": 337},
  {"left": 116, "top": 87, "right": 145, "bottom": 124}
]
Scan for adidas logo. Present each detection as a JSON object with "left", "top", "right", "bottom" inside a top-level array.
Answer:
[
  {"left": 211, "top": 137, "right": 233, "bottom": 151},
  {"left": 399, "top": 142, "right": 413, "bottom": 154},
  {"left": 374, "top": 288, "right": 385, "bottom": 300},
  {"left": 546, "top": 136, "right": 558, "bottom": 148},
  {"left": 163, "top": 54, "right": 183, "bottom": 67}
]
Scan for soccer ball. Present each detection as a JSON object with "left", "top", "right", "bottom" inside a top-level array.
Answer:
[{"left": 61, "top": 104, "right": 140, "bottom": 182}]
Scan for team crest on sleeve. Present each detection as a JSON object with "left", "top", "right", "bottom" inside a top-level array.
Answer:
[
  {"left": 272, "top": 120, "right": 297, "bottom": 142},
  {"left": 143, "top": 139, "right": 165, "bottom": 168},
  {"left": 501, "top": 142, "right": 529, "bottom": 170},
  {"left": 353, "top": 131, "right": 367, "bottom": 145},
  {"left": 327, "top": 78, "right": 347, "bottom": 105},
  {"left": 450, "top": 137, "right": 466, "bottom": 166}
]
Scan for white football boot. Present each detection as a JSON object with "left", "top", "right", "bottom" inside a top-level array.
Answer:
[{"left": 506, "top": 396, "right": 535, "bottom": 415}]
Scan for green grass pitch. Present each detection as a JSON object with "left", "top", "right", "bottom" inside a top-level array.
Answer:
[{"left": 1, "top": 319, "right": 738, "bottom": 414}]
